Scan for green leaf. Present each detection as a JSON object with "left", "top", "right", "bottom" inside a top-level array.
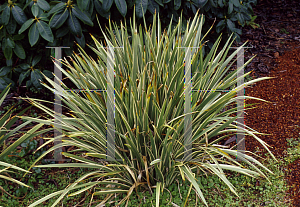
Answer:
[
  {"left": 55, "top": 26, "right": 69, "bottom": 38},
  {"left": 37, "top": 0, "right": 51, "bottom": 11},
  {"left": 0, "top": 3, "right": 8, "bottom": 12},
  {"left": 28, "top": 23, "right": 39, "bottom": 46},
  {"left": 48, "top": 2, "right": 66, "bottom": 15},
  {"left": 75, "top": 34, "right": 85, "bottom": 48},
  {"left": 31, "top": 3, "right": 39, "bottom": 17},
  {"left": 0, "top": 77, "right": 14, "bottom": 91},
  {"left": 19, "top": 70, "right": 30, "bottom": 85},
  {"left": 6, "top": 38, "right": 15, "bottom": 48},
  {"left": 136, "top": 0, "right": 148, "bottom": 18},
  {"left": 31, "top": 69, "right": 43, "bottom": 88},
  {"left": 218, "top": 0, "right": 224, "bottom": 7},
  {"left": 94, "top": 0, "right": 110, "bottom": 19},
  {"left": 174, "top": 0, "right": 181, "bottom": 10},
  {"left": 102, "top": 0, "right": 113, "bottom": 12},
  {"left": 154, "top": 0, "right": 163, "bottom": 6},
  {"left": 0, "top": 66, "right": 12, "bottom": 77},
  {"left": 228, "top": 2, "right": 233, "bottom": 14},
  {"left": 231, "top": 0, "right": 240, "bottom": 7},
  {"left": 42, "top": 70, "right": 53, "bottom": 79},
  {"left": 77, "top": 0, "right": 90, "bottom": 11},
  {"left": 209, "top": 0, "right": 217, "bottom": 7},
  {"left": 237, "top": 13, "right": 245, "bottom": 26},
  {"left": 49, "top": 9, "right": 69, "bottom": 29},
  {"left": 12, "top": 5, "right": 27, "bottom": 25},
  {"left": 13, "top": 42, "right": 26, "bottom": 59},
  {"left": 216, "top": 19, "right": 225, "bottom": 33},
  {"left": 148, "top": 0, "right": 159, "bottom": 14},
  {"left": 32, "top": 55, "right": 42, "bottom": 67},
  {"left": 19, "top": 63, "right": 30, "bottom": 70},
  {"left": 67, "top": 11, "right": 82, "bottom": 37},
  {"left": 13, "top": 34, "right": 25, "bottom": 41},
  {"left": 115, "top": 0, "right": 127, "bottom": 17},
  {"left": 226, "top": 19, "right": 235, "bottom": 32},
  {"left": 1, "top": 6, "right": 10, "bottom": 25},
  {"left": 26, "top": 80, "right": 32, "bottom": 88},
  {"left": 18, "top": 19, "right": 34, "bottom": 34},
  {"left": 37, "top": 20, "right": 54, "bottom": 42},
  {"left": 72, "top": 6, "right": 94, "bottom": 26},
  {"left": 6, "top": 16, "right": 16, "bottom": 34},
  {"left": 195, "top": 0, "right": 208, "bottom": 7}
]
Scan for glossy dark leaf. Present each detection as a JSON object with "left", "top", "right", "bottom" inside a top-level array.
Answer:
[
  {"left": 29, "top": 23, "right": 40, "bottom": 46},
  {"left": 193, "top": 0, "right": 208, "bottom": 8},
  {"left": 49, "top": 9, "right": 69, "bottom": 29},
  {"left": 19, "top": 63, "right": 31, "bottom": 70},
  {"left": 31, "top": 3, "right": 39, "bottom": 17},
  {"left": 19, "top": 70, "right": 30, "bottom": 86},
  {"left": 0, "top": 77, "right": 14, "bottom": 91},
  {"left": 1, "top": 6, "right": 10, "bottom": 25},
  {"left": 6, "top": 16, "right": 17, "bottom": 34},
  {"left": 226, "top": 19, "right": 235, "bottom": 32},
  {"left": 0, "top": 66, "right": 11, "bottom": 77},
  {"left": 37, "top": 20, "right": 54, "bottom": 42},
  {"left": 12, "top": 5, "right": 27, "bottom": 25},
  {"left": 32, "top": 55, "right": 42, "bottom": 67},
  {"left": 77, "top": 0, "right": 90, "bottom": 11},
  {"left": 237, "top": 12, "right": 245, "bottom": 26},
  {"left": 174, "top": 0, "right": 181, "bottom": 10},
  {"left": 18, "top": 19, "right": 34, "bottom": 34},
  {"left": 231, "top": 0, "right": 240, "bottom": 7},
  {"left": 136, "top": 0, "right": 148, "bottom": 18},
  {"left": 216, "top": 19, "right": 225, "bottom": 33},
  {"left": 74, "top": 34, "right": 85, "bottom": 48},
  {"left": 55, "top": 26, "right": 69, "bottom": 38},
  {"left": 72, "top": 6, "right": 94, "bottom": 26},
  {"left": 48, "top": 2, "right": 66, "bottom": 15},
  {"left": 42, "top": 70, "right": 54, "bottom": 79},
  {"left": 13, "top": 42, "right": 26, "bottom": 59},
  {"left": 37, "top": 0, "right": 51, "bottom": 11},
  {"left": 115, "top": 0, "right": 127, "bottom": 17},
  {"left": 148, "top": 0, "right": 159, "bottom": 14},
  {"left": 94, "top": 0, "right": 111, "bottom": 19},
  {"left": 31, "top": 69, "right": 44, "bottom": 88},
  {"left": 228, "top": 2, "right": 233, "bottom": 14},
  {"left": 102, "top": 0, "right": 113, "bottom": 12},
  {"left": 6, "top": 38, "right": 15, "bottom": 48},
  {"left": 67, "top": 11, "right": 82, "bottom": 37}
]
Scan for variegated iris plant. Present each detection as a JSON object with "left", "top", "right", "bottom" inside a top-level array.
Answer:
[{"left": 23, "top": 12, "right": 277, "bottom": 207}]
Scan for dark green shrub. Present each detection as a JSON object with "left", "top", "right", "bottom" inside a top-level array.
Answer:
[{"left": 0, "top": 0, "right": 258, "bottom": 91}]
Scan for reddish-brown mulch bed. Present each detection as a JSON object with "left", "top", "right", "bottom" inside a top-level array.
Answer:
[{"left": 244, "top": 45, "right": 300, "bottom": 206}]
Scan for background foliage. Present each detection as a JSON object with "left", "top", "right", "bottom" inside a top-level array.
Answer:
[{"left": 0, "top": 0, "right": 257, "bottom": 91}]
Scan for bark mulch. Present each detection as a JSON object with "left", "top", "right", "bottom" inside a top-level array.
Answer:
[{"left": 244, "top": 44, "right": 300, "bottom": 206}]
